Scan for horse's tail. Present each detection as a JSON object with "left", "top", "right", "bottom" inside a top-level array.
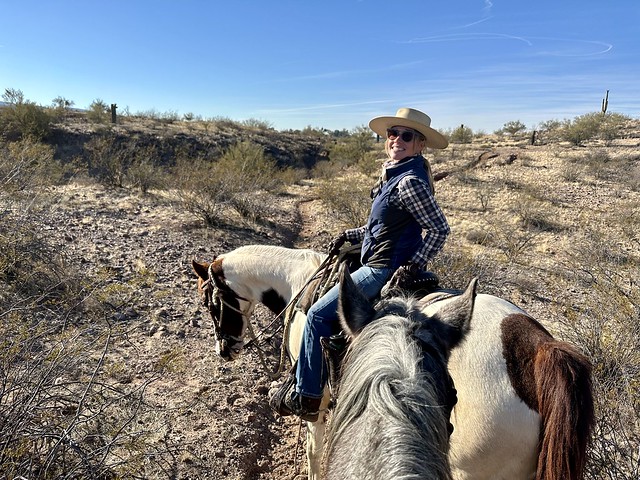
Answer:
[{"left": 535, "top": 341, "right": 594, "bottom": 480}]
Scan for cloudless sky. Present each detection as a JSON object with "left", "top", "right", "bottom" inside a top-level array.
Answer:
[{"left": 1, "top": 0, "right": 638, "bottom": 133}]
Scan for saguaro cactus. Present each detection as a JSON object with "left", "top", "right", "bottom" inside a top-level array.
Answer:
[{"left": 110, "top": 103, "right": 118, "bottom": 124}]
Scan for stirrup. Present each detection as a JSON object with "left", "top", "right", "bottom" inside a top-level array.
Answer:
[
  {"left": 321, "top": 331, "right": 349, "bottom": 399},
  {"left": 268, "top": 371, "right": 296, "bottom": 417}
]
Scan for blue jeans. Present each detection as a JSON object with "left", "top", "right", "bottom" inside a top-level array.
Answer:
[{"left": 295, "top": 265, "right": 394, "bottom": 398}]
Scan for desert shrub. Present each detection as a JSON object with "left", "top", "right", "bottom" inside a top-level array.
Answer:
[
  {"left": 448, "top": 125, "right": 473, "bottom": 144},
  {"left": 316, "top": 173, "right": 372, "bottom": 229},
  {"left": 174, "top": 141, "right": 286, "bottom": 226},
  {"left": 475, "top": 187, "right": 494, "bottom": 212},
  {"left": 0, "top": 316, "right": 160, "bottom": 479},
  {"left": 311, "top": 159, "right": 341, "bottom": 180},
  {"left": 126, "top": 145, "right": 166, "bottom": 194},
  {"left": 628, "top": 164, "right": 640, "bottom": 192},
  {"left": 599, "top": 112, "right": 631, "bottom": 145},
  {"left": 483, "top": 216, "right": 539, "bottom": 263},
  {"left": 51, "top": 95, "right": 75, "bottom": 112},
  {"left": 429, "top": 246, "right": 492, "bottom": 291},
  {"left": 579, "top": 149, "right": 613, "bottom": 180},
  {"left": 535, "top": 119, "right": 563, "bottom": 144},
  {"left": 327, "top": 126, "right": 375, "bottom": 168},
  {"left": 174, "top": 156, "right": 227, "bottom": 226},
  {"left": 0, "top": 89, "right": 52, "bottom": 141},
  {"left": 0, "top": 206, "right": 171, "bottom": 478},
  {"left": 0, "top": 208, "right": 71, "bottom": 305},
  {"left": 559, "top": 110, "right": 630, "bottom": 147},
  {"left": 87, "top": 99, "right": 109, "bottom": 124},
  {"left": 85, "top": 134, "right": 135, "bottom": 188},
  {"left": 561, "top": 162, "right": 583, "bottom": 182},
  {"left": 355, "top": 150, "right": 383, "bottom": 177},
  {"left": 465, "top": 227, "right": 490, "bottom": 245},
  {"left": 512, "top": 195, "right": 559, "bottom": 232},
  {"left": 556, "top": 229, "right": 640, "bottom": 478},
  {"left": 0, "top": 138, "right": 65, "bottom": 193},
  {"left": 241, "top": 118, "right": 274, "bottom": 130},
  {"left": 499, "top": 120, "right": 527, "bottom": 136}
]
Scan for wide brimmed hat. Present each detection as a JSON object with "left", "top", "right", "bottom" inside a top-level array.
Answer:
[{"left": 369, "top": 107, "right": 448, "bottom": 149}]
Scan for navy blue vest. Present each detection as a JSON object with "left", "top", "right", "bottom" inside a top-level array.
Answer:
[{"left": 361, "top": 155, "right": 430, "bottom": 269}]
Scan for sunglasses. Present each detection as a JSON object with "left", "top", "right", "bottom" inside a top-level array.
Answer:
[{"left": 386, "top": 128, "right": 420, "bottom": 142}]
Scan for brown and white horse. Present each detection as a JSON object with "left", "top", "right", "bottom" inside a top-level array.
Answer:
[{"left": 192, "top": 244, "right": 594, "bottom": 480}]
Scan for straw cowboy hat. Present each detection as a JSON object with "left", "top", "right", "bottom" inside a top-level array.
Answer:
[{"left": 369, "top": 107, "right": 449, "bottom": 149}]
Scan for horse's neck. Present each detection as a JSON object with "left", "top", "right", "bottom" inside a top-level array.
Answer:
[{"left": 225, "top": 247, "right": 325, "bottom": 302}]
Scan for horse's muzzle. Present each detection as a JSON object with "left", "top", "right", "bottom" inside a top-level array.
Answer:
[{"left": 216, "top": 337, "right": 244, "bottom": 361}]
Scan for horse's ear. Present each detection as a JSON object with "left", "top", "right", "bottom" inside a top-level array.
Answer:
[
  {"left": 192, "top": 259, "right": 210, "bottom": 280},
  {"left": 432, "top": 277, "right": 478, "bottom": 348},
  {"left": 337, "top": 264, "right": 376, "bottom": 337}
]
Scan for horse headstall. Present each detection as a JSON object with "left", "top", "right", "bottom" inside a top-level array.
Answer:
[{"left": 199, "top": 265, "right": 253, "bottom": 349}]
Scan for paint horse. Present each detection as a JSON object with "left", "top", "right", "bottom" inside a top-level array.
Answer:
[
  {"left": 192, "top": 244, "right": 594, "bottom": 480},
  {"left": 324, "top": 267, "right": 478, "bottom": 480}
]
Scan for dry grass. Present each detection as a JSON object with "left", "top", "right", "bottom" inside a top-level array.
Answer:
[{"left": 1, "top": 114, "right": 639, "bottom": 478}]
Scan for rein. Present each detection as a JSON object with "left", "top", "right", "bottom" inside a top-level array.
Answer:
[
  {"left": 202, "top": 251, "right": 343, "bottom": 380},
  {"left": 244, "top": 251, "right": 340, "bottom": 379}
]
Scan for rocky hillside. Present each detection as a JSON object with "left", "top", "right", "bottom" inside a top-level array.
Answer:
[{"left": 48, "top": 113, "right": 329, "bottom": 170}]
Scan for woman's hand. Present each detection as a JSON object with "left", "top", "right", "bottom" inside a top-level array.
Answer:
[
  {"left": 388, "top": 263, "right": 420, "bottom": 290},
  {"left": 328, "top": 233, "right": 347, "bottom": 255}
]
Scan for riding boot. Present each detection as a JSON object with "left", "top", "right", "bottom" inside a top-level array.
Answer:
[
  {"left": 284, "top": 391, "right": 322, "bottom": 422},
  {"left": 268, "top": 366, "right": 322, "bottom": 422}
]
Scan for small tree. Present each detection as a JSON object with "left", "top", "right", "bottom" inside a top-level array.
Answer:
[
  {"left": 561, "top": 112, "right": 603, "bottom": 146},
  {"left": 87, "top": 99, "right": 109, "bottom": 123},
  {"left": 2, "top": 87, "right": 25, "bottom": 105},
  {"left": 449, "top": 124, "right": 473, "bottom": 144},
  {"left": 0, "top": 89, "right": 52, "bottom": 141},
  {"left": 51, "top": 96, "right": 75, "bottom": 111},
  {"left": 328, "top": 125, "right": 374, "bottom": 167},
  {"left": 500, "top": 120, "right": 527, "bottom": 136}
]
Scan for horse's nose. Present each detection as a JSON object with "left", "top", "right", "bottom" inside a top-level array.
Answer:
[{"left": 216, "top": 339, "right": 234, "bottom": 361}]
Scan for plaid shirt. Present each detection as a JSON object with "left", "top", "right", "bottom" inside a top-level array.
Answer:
[{"left": 344, "top": 170, "right": 449, "bottom": 269}]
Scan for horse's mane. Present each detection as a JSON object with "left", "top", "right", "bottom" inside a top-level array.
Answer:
[
  {"left": 227, "top": 245, "right": 325, "bottom": 267},
  {"left": 325, "top": 297, "right": 452, "bottom": 480}
]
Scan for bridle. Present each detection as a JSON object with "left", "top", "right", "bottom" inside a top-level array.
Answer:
[{"left": 199, "top": 263, "right": 255, "bottom": 357}]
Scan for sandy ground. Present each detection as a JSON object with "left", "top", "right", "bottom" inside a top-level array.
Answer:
[{"left": 33, "top": 136, "right": 640, "bottom": 479}]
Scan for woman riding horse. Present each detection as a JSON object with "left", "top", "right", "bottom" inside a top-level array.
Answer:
[{"left": 270, "top": 107, "right": 451, "bottom": 421}]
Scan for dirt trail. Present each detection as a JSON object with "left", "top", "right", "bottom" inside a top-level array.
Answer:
[{"left": 35, "top": 182, "right": 337, "bottom": 480}]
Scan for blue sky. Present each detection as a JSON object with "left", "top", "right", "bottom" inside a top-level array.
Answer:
[{"left": 1, "top": 1, "right": 638, "bottom": 133}]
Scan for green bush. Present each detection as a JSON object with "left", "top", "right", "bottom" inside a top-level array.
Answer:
[
  {"left": 0, "top": 99, "right": 52, "bottom": 141},
  {"left": 561, "top": 112, "right": 603, "bottom": 146},
  {"left": 327, "top": 126, "right": 375, "bottom": 167},
  {"left": 87, "top": 99, "right": 109, "bottom": 124},
  {"left": 599, "top": 113, "right": 631, "bottom": 145},
  {"left": 126, "top": 145, "right": 166, "bottom": 194},
  {"left": 499, "top": 120, "right": 527, "bottom": 135},
  {"left": 448, "top": 125, "right": 473, "bottom": 144},
  {"left": 85, "top": 134, "right": 130, "bottom": 187},
  {"left": 0, "top": 138, "right": 63, "bottom": 192},
  {"left": 175, "top": 141, "right": 286, "bottom": 226},
  {"left": 316, "top": 173, "right": 372, "bottom": 229}
]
